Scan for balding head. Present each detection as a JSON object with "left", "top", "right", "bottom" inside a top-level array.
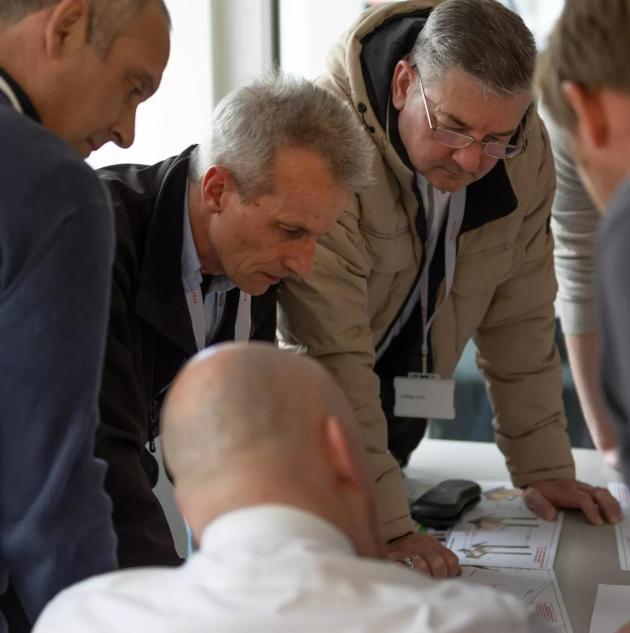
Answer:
[
  {"left": 163, "top": 342, "right": 356, "bottom": 482},
  {"left": 162, "top": 343, "right": 383, "bottom": 557}
]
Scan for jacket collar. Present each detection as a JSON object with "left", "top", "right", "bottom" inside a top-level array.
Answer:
[
  {"left": 0, "top": 67, "right": 41, "bottom": 122},
  {"left": 134, "top": 147, "right": 198, "bottom": 357},
  {"left": 358, "top": 7, "right": 520, "bottom": 233}
]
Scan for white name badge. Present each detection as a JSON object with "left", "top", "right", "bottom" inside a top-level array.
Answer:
[{"left": 394, "top": 372, "right": 455, "bottom": 420}]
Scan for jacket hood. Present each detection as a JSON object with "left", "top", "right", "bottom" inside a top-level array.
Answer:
[
  {"left": 359, "top": 7, "right": 431, "bottom": 155},
  {"left": 324, "top": 2, "right": 436, "bottom": 161}
]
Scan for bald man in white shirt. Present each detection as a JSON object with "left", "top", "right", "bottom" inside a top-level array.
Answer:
[{"left": 34, "top": 343, "right": 530, "bottom": 633}]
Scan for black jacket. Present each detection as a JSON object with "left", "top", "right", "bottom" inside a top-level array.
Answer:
[{"left": 97, "top": 147, "right": 277, "bottom": 567}]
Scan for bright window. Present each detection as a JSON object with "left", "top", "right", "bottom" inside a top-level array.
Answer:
[{"left": 87, "top": 0, "right": 213, "bottom": 169}]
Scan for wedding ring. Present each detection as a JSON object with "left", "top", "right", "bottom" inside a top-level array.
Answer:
[{"left": 403, "top": 554, "right": 421, "bottom": 568}]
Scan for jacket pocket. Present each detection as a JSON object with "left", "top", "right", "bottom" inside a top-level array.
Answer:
[
  {"left": 451, "top": 243, "right": 514, "bottom": 297},
  {"left": 362, "top": 223, "right": 416, "bottom": 273}
]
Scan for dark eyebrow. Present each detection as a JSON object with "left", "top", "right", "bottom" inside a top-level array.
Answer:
[{"left": 436, "top": 108, "right": 517, "bottom": 138}]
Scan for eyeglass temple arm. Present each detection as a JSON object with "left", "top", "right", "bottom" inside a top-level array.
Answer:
[{"left": 411, "top": 63, "right": 435, "bottom": 131}]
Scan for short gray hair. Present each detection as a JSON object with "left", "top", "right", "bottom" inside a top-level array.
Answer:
[
  {"left": 190, "top": 73, "right": 375, "bottom": 201},
  {"left": 0, "top": 0, "right": 170, "bottom": 55},
  {"left": 537, "top": 0, "right": 630, "bottom": 132},
  {"left": 410, "top": 0, "right": 536, "bottom": 96}
]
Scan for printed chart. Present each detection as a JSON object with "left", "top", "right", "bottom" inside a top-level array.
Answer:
[
  {"left": 462, "top": 567, "right": 573, "bottom": 633},
  {"left": 444, "top": 482, "right": 563, "bottom": 569}
]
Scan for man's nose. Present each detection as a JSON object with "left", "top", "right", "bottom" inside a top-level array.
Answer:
[
  {"left": 110, "top": 106, "right": 137, "bottom": 149},
  {"left": 283, "top": 238, "right": 317, "bottom": 280},
  {"left": 451, "top": 141, "right": 484, "bottom": 174}
]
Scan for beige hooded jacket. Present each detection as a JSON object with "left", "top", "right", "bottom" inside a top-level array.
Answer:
[{"left": 278, "top": 0, "right": 574, "bottom": 542}]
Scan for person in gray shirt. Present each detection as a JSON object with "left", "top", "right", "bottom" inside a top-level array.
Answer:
[
  {"left": 542, "top": 113, "right": 619, "bottom": 469},
  {"left": 538, "top": 0, "right": 630, "bottom": 493}
]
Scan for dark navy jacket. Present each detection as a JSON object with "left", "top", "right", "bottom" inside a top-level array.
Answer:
[{"left": 0, "top": 70, "right": 117, "bottom": 630}]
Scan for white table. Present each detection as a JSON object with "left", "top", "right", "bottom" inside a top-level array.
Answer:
[{"left": 405, "top": 439, "right": 630, "bottom": 633}]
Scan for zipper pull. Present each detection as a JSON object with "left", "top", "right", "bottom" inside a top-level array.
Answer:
[{"left": 148, "top": 399, "right": 158, "bottom": 453}]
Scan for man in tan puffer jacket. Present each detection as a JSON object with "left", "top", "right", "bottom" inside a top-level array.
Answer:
[{"left": 278, "top": 0, "right": 622, "bottom": 576}]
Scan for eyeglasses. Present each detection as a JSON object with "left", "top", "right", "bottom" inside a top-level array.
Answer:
[{"left": 413, "top": 66, "right": 524, "bottom": 160}]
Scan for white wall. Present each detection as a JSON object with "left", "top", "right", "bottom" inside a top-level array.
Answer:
[
  {"left": 279, "top": 0, "right": 365, "bottom": 79},
  {"left": 499, "top": 0, "right": 565, "bottom": 48},
  {"left": 87, "top": 0, "right": 275, "bottom": 170},
  {"left": 87, "top": 0, "right": 213, "bottom": 169},
  {"left": 210, "top": 0, "right": 275, "bottom": 101}
]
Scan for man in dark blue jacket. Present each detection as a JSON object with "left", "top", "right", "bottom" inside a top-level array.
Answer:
[{"left": 0, "top": 1, "right": 170, "bottom": 630}]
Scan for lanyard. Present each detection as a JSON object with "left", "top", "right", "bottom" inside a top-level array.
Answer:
[
  {"left": 185, "top": 287, "right": 252, "bottom": 351},
  {"left": 184, "top": 285, "right": 206, "bottom": 351},
  {"left": 419, "top": 186, "right": 466, "bottom": 373},
  {"left": 234, "top": 291, "right": 252, "bottom": 341}
]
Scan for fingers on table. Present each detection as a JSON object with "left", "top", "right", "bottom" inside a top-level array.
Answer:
[
  {"left": 412, "top": 543, "right": 458, "bottom": 578},
  {"left": 591, "top": 486, "right": 623, "bottom": 523},
  {"left": 388, "top": 536, "right": 460, "bottom": 578},
  {"left": 574, "top": 490, "right": 604, "bottom": 525},
  {"left": 523, "top": 487, "right": 557, "bottom": 521},
  {"left": 572, "top": 482, "right": 620, "bottom": 524},
  {"left": 525, "top": 480, "right": 622, "bottom": 525}
]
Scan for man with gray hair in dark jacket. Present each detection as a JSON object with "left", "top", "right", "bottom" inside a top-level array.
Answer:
[{"left": 95, "top": 73, "right": 375, "bottom": 568}]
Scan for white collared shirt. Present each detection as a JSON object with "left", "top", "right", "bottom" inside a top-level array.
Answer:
[{"left": 34, "top": 505, "right": 530, "bottom": 633}]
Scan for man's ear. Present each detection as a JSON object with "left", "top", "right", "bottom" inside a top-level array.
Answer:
[
  {"left": 322, "top": 415, "right": 364, "bottom": 491},
  {"left": 44, "top": 0, "right": 90, "bottom": 59},
  {"left": 201, "top": 166, "right": 236, "bottom": 214},
  {"left": 391, "top": 60, "right": 414, "bottom": 111},
  {"left": 562, "top": 81, "right": 608, "bottom": 150}
]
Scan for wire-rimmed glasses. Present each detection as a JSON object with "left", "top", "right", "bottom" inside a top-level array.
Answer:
[{"left": 413, "top": 65, "right": 524, "bottom": 160}]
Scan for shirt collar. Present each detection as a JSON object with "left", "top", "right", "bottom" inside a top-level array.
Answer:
[
  {"left": 181, "top": 183, "right": 236, "bottom": 294},
  {"left": 0, "top": 67, "right": 42, "bottom": 122},
  {"left": 181, "top": 184, "right": 203, "bottom": 280},
  {"left": 200, "top": 505, "right": 356, "bottom": 556}
]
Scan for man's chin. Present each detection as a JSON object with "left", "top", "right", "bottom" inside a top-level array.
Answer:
[
  {"left": 75, "top": 139, "right": 96, "bottom": 159},
  {"left": 238, "top": 280, "right": 271, "bottom": 296},
  {"left": 235, "top": 273, "right": 283, "bottom": 296},
  {"left": 77, "top": 144, "right": 92, "bottom": 159}
]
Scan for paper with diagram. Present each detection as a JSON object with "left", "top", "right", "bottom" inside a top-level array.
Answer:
[
  {"left": 462, "top": 567, "right": 573, "bottom": 632},
  {"left": 609, "top": 482, "right": 630, "bottom": 571},
  {"left": 443, "top": 482, "right": 563, "bottom": 569}
]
